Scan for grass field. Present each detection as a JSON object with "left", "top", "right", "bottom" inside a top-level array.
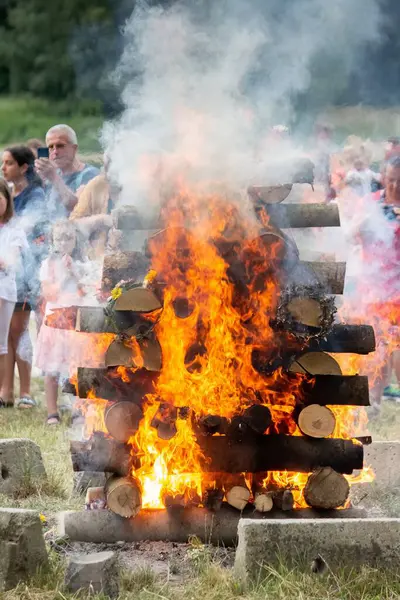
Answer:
[
  {"left": 1, "top": 386, "right": 400, "bottom": 599},
  {"left": 0, "top": 96, "right": 104, "bottom": 154}
]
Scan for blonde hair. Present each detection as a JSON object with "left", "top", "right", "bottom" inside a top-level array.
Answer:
[{"left": 0, "top": 178, "right": 14, "bottom": 223}]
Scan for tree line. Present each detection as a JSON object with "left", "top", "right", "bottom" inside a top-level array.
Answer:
[{"left": 0, "top": 0, "right": 398, "bottom": 115}]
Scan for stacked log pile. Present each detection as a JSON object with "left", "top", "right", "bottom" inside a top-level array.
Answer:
[{"left": 49, "top": 190, "right": 375, "bottom": 529}]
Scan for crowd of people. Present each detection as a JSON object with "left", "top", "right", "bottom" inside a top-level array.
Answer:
[{"left": 0, "top": 123, "right": 398, "bottom": 424}]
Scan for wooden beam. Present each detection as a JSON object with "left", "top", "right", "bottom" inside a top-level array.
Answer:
[
  {"left": 288, "top": 261, "right": 346, "bottom": 295},
  {"left": 266, "top": 203, "right": 340, "bottom": 229},
  {"left": 308, "top": 324, "right": 375, "bottom": 354}
]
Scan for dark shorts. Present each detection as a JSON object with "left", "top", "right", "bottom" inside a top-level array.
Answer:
[{"left": 14, "top": 302, "right": 32, "bottom": 312}]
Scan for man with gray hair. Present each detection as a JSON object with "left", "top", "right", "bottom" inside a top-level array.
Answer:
[{"left": 35, "top": 124, "right": 99, "bottom": 216}]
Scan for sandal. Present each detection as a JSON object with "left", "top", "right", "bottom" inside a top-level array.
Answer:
[
  {"left": 0, "top": 397, "right": 14, "bottom": 408},
  {"left": 16, "top": 396, "right": 37, "bottom": 409},
  {"left": 46, "top": 413, "right": 60, "bottom": 426}
]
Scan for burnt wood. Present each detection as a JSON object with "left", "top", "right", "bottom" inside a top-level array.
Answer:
[
  {"left": 70, "top": 435, "right": 133, "bottom": 475},
  {"left": 199, "top": 435, "right": 363, "bottom": 474},
  {"left": 77, "top": 367, "right": 157, "bottom": 402},
  {"left": 308, "top": 324, "right": 376, "bottom": 354}
]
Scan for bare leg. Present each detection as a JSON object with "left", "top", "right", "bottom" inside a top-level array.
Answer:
[
  {"left": 0, "top": 334, "right": 16, "bottom": 405},
  {"left": 393, "top": 350, "right": 400, "bottom": 385},
  {"left": 45, "top": 374, "right": 59, "bottom": 418},
  {"left": 12, "top": 311, "right": 32, "bottom": 397}
]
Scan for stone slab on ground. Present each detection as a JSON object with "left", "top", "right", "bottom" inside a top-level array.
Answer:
[
  {"left": 0, "top": 438, "right": 46, "bottom": 495},
  {"left": 235, "top": 518, "right": 400, "bottom": 581},
  {"left": 364, "top": 442, "right": 400, "bottom": 489},
  {"left": 73, "top": 471, "right": 107, "bottom": 494},
  {"left": 64, "top": 551, "right": 119, "bottom": 598},
  {"left": 0, "top": 508, "right": 48, "bottom": 591}
]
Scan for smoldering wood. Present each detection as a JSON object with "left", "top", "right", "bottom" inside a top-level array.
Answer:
[
  {"left": 77, "top": 367, "right": 157, "bottom": 402},
  {"left": 227, "top": 405, "right": 272, "bottom": 441},
  {"left": 288, "top": 262, "right": 346, "bottom": 295},
  {"left": 199, "top": 435, "right": 363, "bottom": 474},
  {"left": 76, "top": 307, "right": 117, "bottom": 333},
  {"left": 104, "top": 401, "right": 143, "bottom": 443},
  {"left": 111, "top": 206, "right": 144, "bottom": 230},
  {"left": 202, "top": 488, "right": 224, "bottom": 512},
  {"left": 265, "top": 203, "right": 340, "bottom": 229},
  {"left": 304, "top": 467, "right": 350, "bottom": 510},
  {"left": 70, "top": 435, "right": 133, "bottom": 476},
  {"left": 197, "top": 415, "right": 229, "bottom": 436},
  {"left": 305, "top": 374, "right": 369, "bottom": 407},
  {"left": 272, "top": 489, "right": 294, "bottom": 511},
  {"left": 151, "top": 403, "right": 178, "bottom": 440},
  {"left": 102, "top": 251, "right": 149, "bottom": 291},
  {"left": 61, "top": 506, "right": 367, "bottom": 545},
  {"left": 105, "top": 475, "right": 142, "bottom": 518},
  {"left": 308, "top": 324, "right": 376, "bottom": 354}
]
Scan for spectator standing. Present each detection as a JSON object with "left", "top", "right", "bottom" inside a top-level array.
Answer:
[
  {"left": 0, "top": 180, "right": 28, "bottom": 407},
  {"left": 35, "top": 124, "right": 99, "bottom": 218},
  {"left": 35, "top": 220, "right": 101, "bottom": 424},
  {"left": 345, "top": 158, "right": 381, "bottom": 197},
  {"left": 1, "top": 146, "right": 46, "bottom": 408}
]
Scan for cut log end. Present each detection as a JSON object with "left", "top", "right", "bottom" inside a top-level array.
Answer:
[
  {"left": 114, "top": 287, "right": 162, "bottom": 313},
  {"left": 298, "top": 404, "right": 336, "bottom": 438},
  {"left": 290, "top": 352, "right": 342, "bottom": 376},
  {"left": 105, "top": 475, "right": 142, "bottom": 518},
  {"left": 225, "top": 486, "right": 251, "bottom": 511},
  {"left": 304, "top": 467, "right": 350, "bottom": 510},
  {"left": 104, "top": 401, "right": 143, "bottom": 443},
  {"left": 254, "top": 491, "right": 274, "bottom": 513},
  {"left": 287, "top": 297, "right": 323, "bottom": 328}
]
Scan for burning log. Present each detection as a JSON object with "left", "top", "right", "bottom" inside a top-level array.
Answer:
[
  {"left": 248, "top": 184, "right": 293, "bottom": 204},
  {"left": 200, "top": 435, "right": 363, "bottom": 474},
  {"left": 289, "top": 262, "right": 346, "bottom": 295},
  {"left": 105, "top": 475, "right": 142, "bottom": 518},
  {"left": 61, "top": 506, "right": 366, "bottom": 545},
  {"left": 114, "top": 286, "right": 162, "bottom": 313},
  {"left": 306, "top": 375, "right": 369, "bottom": 407},
  {"left": 290, "top": 352, "right": 342, "bottom": 376},
  {"left": 77, "top": 367, "right": 157, "bottom": 402},
  {"left": 202, "top": 486, "right": 224, "bottom": 512},
  {"left": 70, "top": 435, "right": 133, "bottom": 476},
  {"left": 224, "top": 475, "right": 251, "bottom": 511},
  {"left": 297, "top": 404, "right": 336, "bottom": 438},
  {"left": 105, "top": 332, "right": 162, "bottom": 372},
  {"left": 309, "top": 324, "right": 375, "bottom": 354},
  {"left": 102, "top": 251, "right": 149, "bottom": 291},
  {"left": 304, "top": 467, "right": 350, "bottom": 510},
  {"left": 197, "top": 415, "right": 229, "bottom": 436},
  {"left": 272, "top": 489, "right": 294, "bottom": 511},
  {"left": 266, "top": 203, "right": 340, "bottom": 229},
  {"left": 252, "top": 476, "right": 274, "bottom": 513},
  {"left": 227, "top": 405, "right": 272, "bottom": 440},
  {"left": 151, "top": 403, "right": 178, "bottom": 440},
  {"left": 104, "top": 401, "right": 143, "bottom": 443},
  {"left": 286, "top": 297, "right": 326, "bottom": 329}
]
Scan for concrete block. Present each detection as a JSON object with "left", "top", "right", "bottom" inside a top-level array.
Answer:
[
  {"left": 363, "top": 442, "right": 400, "bottom": 489},
  {"left": 235, "top": 518, "right": 400, "bottom": 581},
  {"left": 0, "top": 508, "right": 48, "bottom": 591},
  {"left": 64, "top": 551, "right": 119, "bottom": 598},
  {"left": 73, "top": 471, "right": 107, "bottom": 494},
  {"left": 0, "top": 438, "right": 46, "bottom": 495}
]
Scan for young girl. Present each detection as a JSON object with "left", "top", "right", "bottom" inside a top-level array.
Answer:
[
  {"left": 35, "top": 220, "right": 102, "bottom": 425},
  {"left": 0, "top": 179, "right": 28, "bottom": 407},
  {"left": 1, "top": 145, "right": 46, "bottom": 408}
]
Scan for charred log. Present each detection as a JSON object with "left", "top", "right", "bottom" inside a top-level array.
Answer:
[
  {"left": 70, "top": 434, "right": 133, "bottom": 476},
  {"left": 309, "top": 324, "right": 376, "bottom": 354},
  {"left": 77, "top": 367, "right": 157, "bottom": 402},
  {"left": 288, "top": 262, "right": 346, "bottom": 295},
  {"left": 102, "top": 251, "right": 149, "bottom": 291},
  {"left": 199, "top": 435, "right": 363, "bottom": 474}
]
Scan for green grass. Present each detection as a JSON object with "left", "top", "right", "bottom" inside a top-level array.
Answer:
[
  {"left": 2, "top": 547, "right": 400, "bottom": 600},
  {"left": 369, "top": 401, "right": 400, "bottom": 441},
  {"left": 0, "top": 95, "right": 104, "bottom": 153}
]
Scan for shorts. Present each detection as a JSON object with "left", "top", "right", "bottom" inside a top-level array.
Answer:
[{"left": 14, "top": 302, "right": 32, "bottom": 312}]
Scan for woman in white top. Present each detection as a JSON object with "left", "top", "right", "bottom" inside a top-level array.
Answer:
[{"left": 0, "top": 179, "right": 28, "bottom": 407}]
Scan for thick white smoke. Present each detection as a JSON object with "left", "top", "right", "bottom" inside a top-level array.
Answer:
[{"left": 103, "top": 0, "right": 382, "bottom": 216}]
